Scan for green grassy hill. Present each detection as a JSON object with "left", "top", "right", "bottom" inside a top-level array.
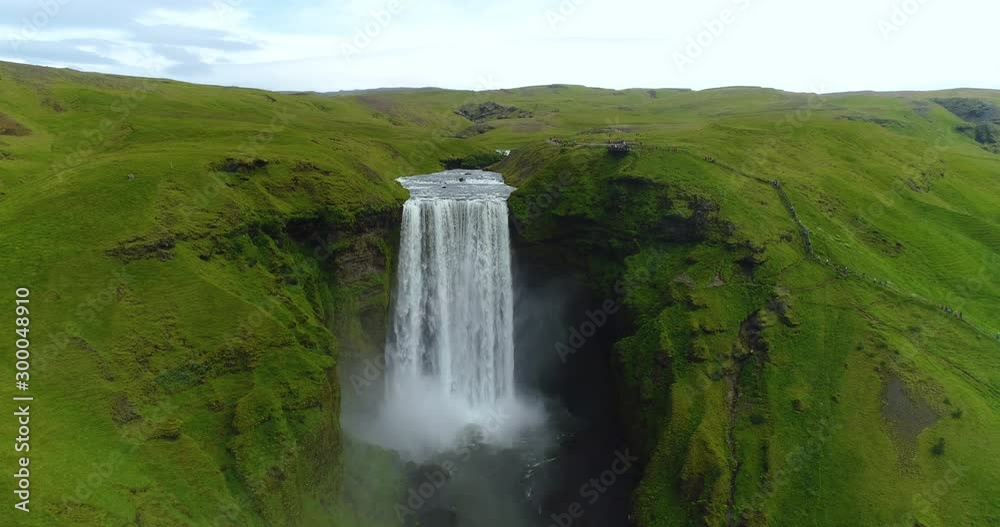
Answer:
[{"left": 0, "top": 61, "right": 997, "bottom": 526}]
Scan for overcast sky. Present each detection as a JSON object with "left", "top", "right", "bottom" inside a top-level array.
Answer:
[{"left": 1, "top": 0, "right": 997, "bottom": 93}]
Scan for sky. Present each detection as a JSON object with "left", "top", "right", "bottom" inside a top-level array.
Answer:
[{"left": 1, "top": 0, "right": 997, "bottom": 93}]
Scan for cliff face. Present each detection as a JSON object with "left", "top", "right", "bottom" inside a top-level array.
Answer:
[
  {"left": 0, "top": 61, "right": 416, "bottom": 526},
  {"left": 220, "top": 210, "right": 401, "bottom": 525},
  {"left": 502, "top": 139, "right": 999, "bottom": 527},
  {"left": 503, "top": 145, "right": 754, "bottom": 524},
  {"left": 40, "top": 209, "right": 403, "bottom": 527}
]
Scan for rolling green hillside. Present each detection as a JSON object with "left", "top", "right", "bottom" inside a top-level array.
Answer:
[{"left": 0, "top": 61, "right": 997, "bottom": 526}]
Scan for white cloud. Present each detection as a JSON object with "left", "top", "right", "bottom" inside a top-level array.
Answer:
[{"left": 1, "top": 0, "right": 998, "bottom": 92}]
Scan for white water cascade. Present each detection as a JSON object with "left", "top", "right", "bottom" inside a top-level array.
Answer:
[
  {"left": 373, "top": 170, "right": 538, "bottom": 457},
  {"left": 390, "top": 176, "right": 515, "bottom": 405}
]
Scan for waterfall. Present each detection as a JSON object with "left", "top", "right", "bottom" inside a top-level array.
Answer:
[
  {"left": 360, "top": 169, "right": 540, "bottom": 458},
  {"left": 387, "top": 170, "right": 517, "bottom": 409}
]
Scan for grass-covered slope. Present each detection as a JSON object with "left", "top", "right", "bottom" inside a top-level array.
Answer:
[
  {"left": 1, "top": 62, "right": 997, "bottom": 526},
  {"left": 0, "top": 61, "right": 437, "bottom": 526},
  {"left": 497, "top": 92, "right": 999, "bottom": 526}
]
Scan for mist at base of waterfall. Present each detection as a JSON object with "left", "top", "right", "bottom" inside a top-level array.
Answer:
[
  {"left": 347, "top": 374, "right": 549, "bottom": 462},
  {"left": 337, "top": 170, "right": 635, "bottom": 526},
  {"left": 364, "top": 169, "right": 536, "bottom": 460}
]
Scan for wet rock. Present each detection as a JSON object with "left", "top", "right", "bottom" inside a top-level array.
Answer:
[
  {"left": 406, "top": 508, "right": 458, "bottom": 527},
  {"left": 408, "top": 463, "right": 452, "bottom": 486}
]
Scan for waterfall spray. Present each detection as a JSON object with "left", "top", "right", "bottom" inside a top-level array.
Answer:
[
  {"left": 388, "top": 197, "right": 516, "bottom": 405},
  {"left": 370, "top": 170, "right": 539, "bottom": 457}
]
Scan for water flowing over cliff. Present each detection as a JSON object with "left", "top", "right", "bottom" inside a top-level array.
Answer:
[
  {"left": 389, "top": 170, "right": 516, "bottom": 406},
  {"left": 361, "top": 170, "right": 542, "bottom": 458}
]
